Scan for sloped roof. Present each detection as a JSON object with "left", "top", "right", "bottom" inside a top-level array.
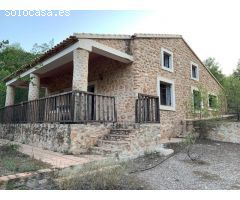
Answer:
[
  {"left": 3, "top": 35, "right": 78, "bottom": 82},
  {"left": 2, "top": 33, "right": 223, "bottom": 89}
]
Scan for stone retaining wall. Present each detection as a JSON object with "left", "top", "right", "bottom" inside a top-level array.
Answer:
[
  {"left": 70, "top": 123, "right": 111, "bottom": 154},
  {"left": 130, "top": 124, "right": 162, "bottom": 154},
  {"left": 117, "top": 124, "right": 172, "bottom": 159},
  {"left": 205, "top": 122, "right": 240, "bottom": 144},
  {"left": 0, "top": 168, "right": 56, "bottom": 190},
  {"left": 0, "top": 123, "right": 111, "bottom": 154},
  {"left": 187, "top": 120, "right": 240, "bottom": 144}
]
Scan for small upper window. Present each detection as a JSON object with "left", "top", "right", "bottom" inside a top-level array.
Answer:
[
  {"left": 209, "top": 94, "right": 218, "bottom": 109},
  {"left": 161, "top": 48, "right": 173, "bottom": 72},
  {"left": 164, "top": 52, "right": 171, "bottom": 69},
  {"left": 191, "top": 62, "right": 199, "bottom": 81}
]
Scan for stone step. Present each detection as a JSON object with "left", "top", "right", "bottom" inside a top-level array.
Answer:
[
  {"left": 110, "top": 129, "right": 132, "bottom": 135},
  {"left": 97, "top": 139, "right": 130, "bottom": 148},
  {"left": 113, "top": 123, "right": 140, "bottom": 130},
  {"left": 90, "top": 146, "right": 121, "bottom": 155},
  {"left": 103, "top": 134, "right": 132, "bottom": 141}
]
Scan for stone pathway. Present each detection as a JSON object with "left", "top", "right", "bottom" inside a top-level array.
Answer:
[{"left": 0, "top": 139, "right": 104, "bottom": 168}]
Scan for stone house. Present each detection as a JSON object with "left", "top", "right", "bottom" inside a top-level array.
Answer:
[{"left": 0, "top": 33, "right": 224, "bottom": 156}]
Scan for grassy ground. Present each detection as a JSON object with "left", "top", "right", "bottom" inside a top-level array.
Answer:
[
  {"left": 0, "top": 143, "right": 50, "bottom": 176},
  {"left": 56, "top": 166, "right": 148, "bottom": 190}
]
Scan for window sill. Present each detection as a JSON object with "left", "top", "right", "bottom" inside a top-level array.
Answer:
[
  {"left": 192, "top": 109, "right": 204, "bottom": 114},
  {"left": 208, "top": 108, "right": 217, "bottom": 111},
  {"left": 191, "top": 77, "right": 199, "bottom": 81},
  {"left": 161, "top": 66, "right": 174, "bottom": 73},
  {"left": 160, "top": 105, "right": 176, "bottom": 111}
]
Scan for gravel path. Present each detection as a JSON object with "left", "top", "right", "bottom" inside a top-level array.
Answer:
[{"left": 135, "top": 140, "right": 240, "bottom": 190}]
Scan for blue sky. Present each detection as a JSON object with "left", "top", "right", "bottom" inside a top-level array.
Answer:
[
  {"left": 1, "top": 8, "right": 240, "bottom": 75},
  {"left": 0, "top": 11, "right": 146, "bottom": 50}
]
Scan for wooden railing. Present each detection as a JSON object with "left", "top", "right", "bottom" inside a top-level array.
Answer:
[
  {"left": 135, "top": 93, "right": 160, "bottom": 123},
  {"left": 0, "top": 90, "right": 117, "bottom": 124}
]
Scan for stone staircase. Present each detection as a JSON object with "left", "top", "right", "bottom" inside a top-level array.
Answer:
[{"left": 90, "top": 123, "right": 138, "bottom": 156}]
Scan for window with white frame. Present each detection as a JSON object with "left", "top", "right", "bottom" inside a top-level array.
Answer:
[
  {"left": 208, "top": 94, "right": 218, "bottom": 109},
  {"left": 161, "top": 48, "right": 173, "bottom": 72},
  {"left": 193, "top": 90, "right": 202, "bottom": 110},
  {"left": 157, "top": 77, "right": 175, "bottom": 111},
  {"left": 191, "top": 62, "right": 199, "bottom": 80}
]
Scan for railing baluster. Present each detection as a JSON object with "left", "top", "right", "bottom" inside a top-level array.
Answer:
[
  {"left": 0, "top": 91, "right": 117, "bottom": 124},
  {"left": 135, "top": 93, "right": 160, "bottom": 123}
]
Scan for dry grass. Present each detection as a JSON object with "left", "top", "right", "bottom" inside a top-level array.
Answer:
[
  {"left": 0, "top": 143, "right": 50, "bottom": 176},
  {"left": 55, "top": 163, "right": 149, "bottom": 190}
]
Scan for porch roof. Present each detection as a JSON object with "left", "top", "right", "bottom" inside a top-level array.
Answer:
[
  {"left": 3, "top": 35, "right": 134, "bottom": 85},
  {"left": 3, "top": 36, "right": 78, "bottom": 83}
]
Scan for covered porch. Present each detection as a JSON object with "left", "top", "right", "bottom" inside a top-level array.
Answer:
[{"left": 1, "top": 37, "right": 133, "bottom": 123}]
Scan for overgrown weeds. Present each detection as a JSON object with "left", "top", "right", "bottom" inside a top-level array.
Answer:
[
  {"left": 55, "top": 163, "right": 148, "bottom": 190},
  {"left": 0, "top": 143, "right": 20, "bottom": 155},
  {"left": 0, "top": 143, "right": 50, "bottom": 176}
]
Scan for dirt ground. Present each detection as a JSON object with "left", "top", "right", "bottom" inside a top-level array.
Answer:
[{"left": 130, "top": 140, "right": 240, "bottom": 190}]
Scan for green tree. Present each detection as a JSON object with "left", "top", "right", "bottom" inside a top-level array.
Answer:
[
  {"left": 0, "top": 44, "right": 36, "bottom": 73},
  {"left": 31, "top": 39, "right": 54, "bottom": 55},
  {"left": 0, "top": 40, "right": 54, "bottom": 107},
  {"left": 0, "top": 40, "right": 9, "bottom": 49},
  {"left": 233, "top": 59, "right": 240, "bottom": 77},
  {"left": 0, "top": 43, "right": 37, "bottom": 107},
  {"left": 223, "top": 76, "right": 240, "bottom": 114},
  {"left": 204, "top": 57, "right": 225, "bottom": 85}
]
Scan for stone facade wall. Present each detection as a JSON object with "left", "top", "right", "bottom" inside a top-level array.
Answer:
[
  {"left": 88, "top": 38, "right": 135, "bottom": 122},
  {"left": 88, "top": 56, "right": 135, "bottom": 121},
  {"left": 94, "top": 39, "right": 131, "bottom": 54},
  {"left": 45, "top": 73, "right": 72, "bottom": 95},
  {"left": 88, "top": 37, "right": 223, "bottom": 138},
  {"left": 130, "top": 38, "right": 223, "bottom": 137}
]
